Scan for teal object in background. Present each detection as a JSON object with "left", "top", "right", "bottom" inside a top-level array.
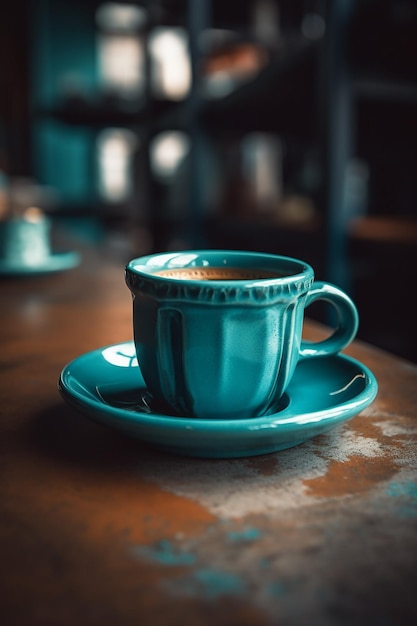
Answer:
[
  {"left": 0, "top": 216, "right": 80, "bottom": 276},
  {"left": 58, "top": 341, "right": 378, "bottom": 459},
  {"left": 125, "top": 250, "right": 359, "bottom": 420},
  {"left": 0, "top": 250, "right": 80, "bottom": 276},
  {"left": 30, "top": 0, "right": 98, "bottom": 204}
]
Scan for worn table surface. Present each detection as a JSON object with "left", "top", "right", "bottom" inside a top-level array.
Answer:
[{"left": 1, "top": 227, "right": 417, "bottom": 626}]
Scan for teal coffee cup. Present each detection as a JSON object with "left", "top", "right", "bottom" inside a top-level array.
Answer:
[{"left": 125, "top": 250, "right": 359, "bottom": 420}]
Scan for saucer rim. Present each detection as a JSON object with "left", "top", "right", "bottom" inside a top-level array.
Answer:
[
  {"left": 58, "top": 341, "right": 378, "bottom": 430},
  {"left": 0, "top": 250, "right": 80, "bottom": 276}
]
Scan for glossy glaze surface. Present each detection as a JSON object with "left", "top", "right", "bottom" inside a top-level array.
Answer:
[
  {"left": 59, "top": 341, "right": 377, "bottom": 458},
  {"left": 125, "top": 250, "right": 359, "bottom": 419}
]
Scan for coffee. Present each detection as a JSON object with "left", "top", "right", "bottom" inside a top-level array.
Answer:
[{"left": 155, "top": 267, "right": 283, "bottom": 281}]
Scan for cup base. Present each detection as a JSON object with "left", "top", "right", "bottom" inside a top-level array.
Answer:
[{"left": 99, "top": 386, "right": 291, "bottom": 420}]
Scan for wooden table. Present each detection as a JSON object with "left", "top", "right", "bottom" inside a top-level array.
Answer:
[{"left": 1, "top": 226, "right": 417, "bottom": 626}]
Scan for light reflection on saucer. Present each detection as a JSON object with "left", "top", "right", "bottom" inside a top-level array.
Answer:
[{"left": 102, "top": 343, "right": 138, "bottom": 368}]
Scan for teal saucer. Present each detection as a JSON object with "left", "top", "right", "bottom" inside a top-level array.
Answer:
[
  {"left": 58, "top": 341, "right": 378, "bottom": 458},
  {"left": 0, "top": 251, "right": 80, "bottom": 277}
]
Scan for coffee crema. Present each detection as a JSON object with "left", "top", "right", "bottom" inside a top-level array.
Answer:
[{"left": 154, "top": 267, "right": 284, "bottom": 281}]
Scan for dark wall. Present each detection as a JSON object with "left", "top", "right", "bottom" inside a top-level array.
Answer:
[{"left": 0, "top": 0, "right": 31, "bottom": 176}]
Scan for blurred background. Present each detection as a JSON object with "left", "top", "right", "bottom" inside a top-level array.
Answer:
[{"left": 1, "top": 0, "right": 417, "bottom": 361}]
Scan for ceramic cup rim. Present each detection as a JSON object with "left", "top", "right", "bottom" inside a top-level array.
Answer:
[
  {"left": 125, "top": 250, "right": 315, "bottom": 305},
  {"left": 126, "top": 250, "right": 314, "bottom": 287}
]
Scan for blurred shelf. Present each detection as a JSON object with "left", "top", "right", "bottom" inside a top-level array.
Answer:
[
  {"left": 349, "top": 216, "right": 417, "bottom": 245},
  {"left": 355, "top": 78, "right": 417, "bottom": 104},
  {"left": 37, "top": 97, "right": 183, "bottom": 130},
  {"left": 34, "top": 0, "right": 417, "bottom": 249},
  {"left": 201, "top": 38, "right": 317, "bottom": 138},
  {"left": 38, "top": 35, "right": 417, "bottom": 151}
]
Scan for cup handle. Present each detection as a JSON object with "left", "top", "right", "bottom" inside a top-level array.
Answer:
[{"left": 299, "top": 281, "right": 359, "bottom": 358}]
